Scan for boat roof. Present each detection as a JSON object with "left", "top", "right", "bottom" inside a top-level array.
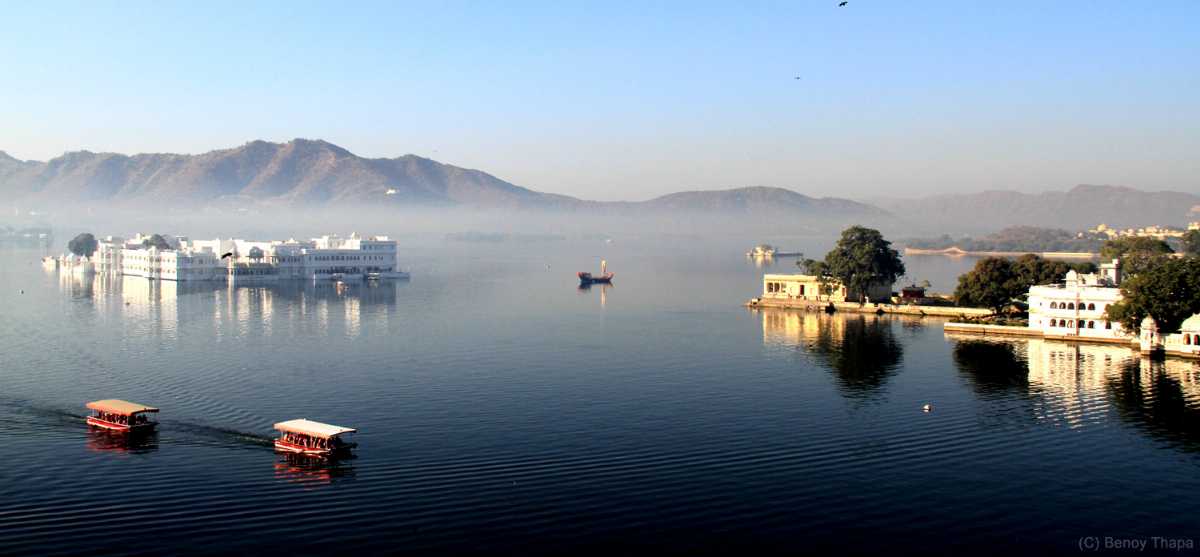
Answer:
[
  {"left": 273, "top": 419, "right": 356, "bottom": 439},
  {"left": 86, "top": 399, "right": 160, "bottom": 415}
]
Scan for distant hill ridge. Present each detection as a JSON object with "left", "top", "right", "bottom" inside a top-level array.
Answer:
[
  {"left": 872, "top": 185, "right": 1200, "bottom": 232},
  {"left": 2, "top": 140, "right": 1194, "bottom": 229},
  {"left": 0, "top": 139, "right": 885, "bottom": 220}
]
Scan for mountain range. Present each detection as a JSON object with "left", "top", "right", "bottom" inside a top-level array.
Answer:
[
  {"left": 1, "top": 139, "right": 1196, "bottom": 231},
  {"left": 0, "top": 139, "right": 884, "bottom": 220},
  {"left": 871, "top": 185, "right": 1200, "bottom": 232}
]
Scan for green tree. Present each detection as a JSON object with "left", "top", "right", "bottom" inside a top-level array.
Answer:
[
  {"left": 801, "top": 226, "right": 905, "bottom": 304},
  {"left": 1100, "top": 237, "right": 1173, "bottom": 276},
  {"left": 1183, "top": 230, "right": 1200, "bottom": 257},
  {"left": 954, "top": 257, "right": 1020, "bottom": 313},
  {"left": 141, "top": 233, "right": 173, "bottom": 250},
  {"left": 1106, "top": 257, "right": 1200, "bottom": 332},
  {"left": 67, "top": 232, "right": 98, "bottom": 257}
]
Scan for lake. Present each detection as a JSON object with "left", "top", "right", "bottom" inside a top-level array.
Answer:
[{"left": 1, "top": 237, "right": 1197, "bottom": 555}]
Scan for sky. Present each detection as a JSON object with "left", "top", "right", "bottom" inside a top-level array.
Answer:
[{"left": 1, "top": 1, "right": 1197, "bottom": 201}]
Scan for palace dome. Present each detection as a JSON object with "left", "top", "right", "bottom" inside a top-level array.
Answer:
[{"left": 1180, "top": 314, "right": 1200, "bottom": 332}]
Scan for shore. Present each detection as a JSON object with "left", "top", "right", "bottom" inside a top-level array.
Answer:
[
  {"left": 746, "top": 297, "right": 994, "bottom": 319},
  {"left": 942, "top": 322, "right": 1200, "bottom": 359},
  {"left": 903, "top": 247, "right": 1098, "bottom": 259}
]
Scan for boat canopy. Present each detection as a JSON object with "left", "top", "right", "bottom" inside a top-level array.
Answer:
[
  {"left": 86, "top": 399, "right": 160, "bottom": 415},
  {"left": 274, "top": 419, "right": 356, "bottom": 439}
]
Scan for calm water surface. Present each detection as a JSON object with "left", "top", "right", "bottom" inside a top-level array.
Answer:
[{"left": 1, "top": 239, "right": 1198, "bottom": 555}]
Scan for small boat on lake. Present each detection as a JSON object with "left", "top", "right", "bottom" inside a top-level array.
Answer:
[
  {"left": 273, "top": 419, "right": 357, "bottom": 457},
  {"left": 578, "top": 260, "right": 614, "bottom": 285},
  {"left": 85, "top": 399, "right": 159, "bottom": 433}
]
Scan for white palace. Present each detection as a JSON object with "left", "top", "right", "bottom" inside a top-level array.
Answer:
[
  {"left": 1026, "top": 258, "right": 1200, "bottom": 358},
  {"left": 92, "top": 232, "right": 407, "bottom": 282},
  {"left": 1027, "top": 259, "right": 1127, "bottom": 341}
]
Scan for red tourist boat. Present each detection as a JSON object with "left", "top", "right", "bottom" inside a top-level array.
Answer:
[
  {"left": 85, "top": 399, "right": 159, "bottom": 433},
  {"left": 273, "top": 419, "right": 358, "bottom": 457},
  {"left": 578, "top": 259, "right": 614, "bottom": 285}
]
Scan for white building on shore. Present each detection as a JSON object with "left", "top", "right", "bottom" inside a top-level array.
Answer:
[
  {"left": 1027, "top": 259, "right": 1129, "bottom": 342},
  {"left": 761, "top": 274, "right": 893, "bottom": 304},
  {"left": 93, "top": 232, "right": 406, "bottom": 282}
]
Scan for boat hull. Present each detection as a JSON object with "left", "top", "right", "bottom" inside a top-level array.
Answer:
[
  {"left": 578, "top": 272, "right": 614, "bottom": 285},
  {"left": 87, "top": 417, "right": 156, "bottom": 433},
  {"left": 274, "top": 439, "right": 356, "bottom": 457}
]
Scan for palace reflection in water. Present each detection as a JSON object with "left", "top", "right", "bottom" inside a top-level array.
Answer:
[
  {"left": 56, "top": 271, "right": 407, "bottom": 341},
  {"left": 759, "top": 309, "right": 1200, "bottom": 450},
  {"left": 947, "top": 332, "right": 1200, "bottom": 450}
]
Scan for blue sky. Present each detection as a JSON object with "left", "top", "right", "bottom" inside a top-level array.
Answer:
[{"left": 1, "top": 1, "right": 1197, "bottom": 200}]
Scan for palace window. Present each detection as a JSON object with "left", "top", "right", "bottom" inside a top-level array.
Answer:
[
  {"left": 1050, "top": 302, "right": 1058, "bottom": 309},
  {"left": 1087, "top": 303, "right": 1096, "bottom": 311}
]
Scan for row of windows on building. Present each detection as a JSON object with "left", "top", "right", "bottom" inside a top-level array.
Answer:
[
  {"left": 1047, "top": 319, "right": 1113, "bottom": 330},
  {"left": 312, "top": 255, "right": 390, "bottom": 262},
  {"left": 1047, "top": 301, "right": 1104, "bottom": 311},
  {"left": 1181, "top": 334, "right": 1200, "bottom": 346},
  {"left": 766, "top": 282, "right": 803, "bottom": 294},
  {"left": 765, "top": 282, "right": 841, "bottom": 296}
]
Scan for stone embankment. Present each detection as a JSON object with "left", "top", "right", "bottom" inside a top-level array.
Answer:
[{"left": 746, "top": 297, "right": 994, "bottom": 319}]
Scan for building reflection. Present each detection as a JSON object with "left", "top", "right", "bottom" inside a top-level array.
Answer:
[
  {"left": 946, "top": 333, "right": 1200, "bottom": 449},
  {"left": 63, "top": 275, "right": 405, "bottom": 340},
  {"left": 748, "top": 254, "right": 775, "bottom": 269},
  {"left": 760, "top": 310, "right": 904, "bottom": 397}
]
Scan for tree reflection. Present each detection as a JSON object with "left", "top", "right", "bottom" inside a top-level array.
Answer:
[
  {"left": 808, "top": 314, "right": 904, "bottom": 397},
  {"left": 952, "top": 340, "right": 1030, "bottom": 398},
  {"left": 1106, "top": 358, "right": 1200, "bottom": 452}
]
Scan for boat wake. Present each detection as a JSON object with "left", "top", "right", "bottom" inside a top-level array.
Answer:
[{"left": 158, "top": 420, "right": 276, "bottom": 447}]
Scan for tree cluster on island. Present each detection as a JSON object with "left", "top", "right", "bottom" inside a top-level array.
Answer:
[
  {"left": 798, "top": 225, "right": 905, "bottom": 304},
  {"left": 1101, "top": 237, "right": 1200, "bottom": 333},
  {"left": 67, "top": 232, "right": 98, "bottom": 257},
  {"left": 141, "top": 234, "right": 173, "bottom": 250}
]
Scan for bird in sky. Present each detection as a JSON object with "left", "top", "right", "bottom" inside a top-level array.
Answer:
[
  {"left": 221, "top": 252, "right": 234, "bottom": 259},
  {"left": 839, "top": 1, "right": 848, "bottom": 6}
]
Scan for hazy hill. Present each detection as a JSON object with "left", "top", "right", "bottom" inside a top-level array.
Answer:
[
  {"left": 0, "top": 140, "right": 888, "bottom": 223},
  {"left": 0, "top": 139, "right": 577, "bottom": 209},
  {"left": 873, "top": 185, "right": 1200, "bottom": 233},
  {"left": 635, "top": 186, "right": 887, "bottom": 217}
]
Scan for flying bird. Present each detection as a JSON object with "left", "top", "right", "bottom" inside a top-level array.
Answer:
[
  {"left": 839, "top": 1, "right": 848, "bottom": 6},
  {"left": 221, "top": 252, "right": 234, "bottom": 259}
]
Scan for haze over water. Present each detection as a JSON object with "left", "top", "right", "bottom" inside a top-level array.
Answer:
[{"left": 2, "top": 236, "right": 1198, "bottom": 555}]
